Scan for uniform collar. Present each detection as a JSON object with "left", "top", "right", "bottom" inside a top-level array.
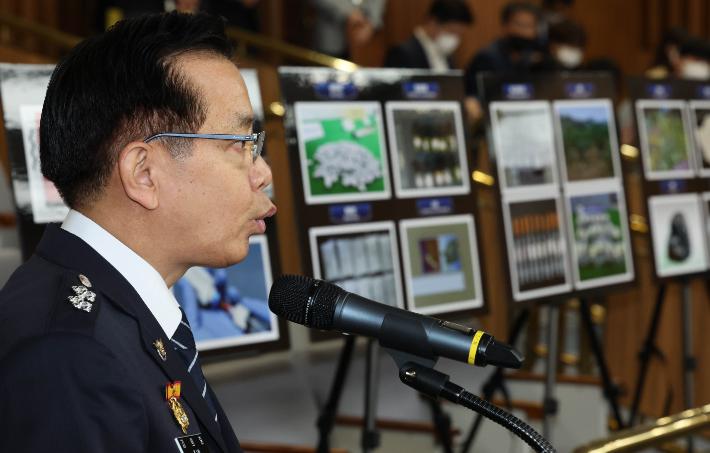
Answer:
[{"left": 61, "top": 209, "right": 181, "bottom": 339}]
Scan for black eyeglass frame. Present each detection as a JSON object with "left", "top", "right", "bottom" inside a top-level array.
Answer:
[{"left": 143, "top": 131, "right": 265, "bottom": 163}]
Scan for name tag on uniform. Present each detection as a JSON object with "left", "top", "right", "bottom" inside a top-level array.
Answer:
[{"left": 175, "top": 434, "right": 211, "bottom": 453}]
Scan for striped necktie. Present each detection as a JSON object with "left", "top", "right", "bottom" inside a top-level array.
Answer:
[{"left": 170, "top": 308, "right": 220, "bottom": 428}]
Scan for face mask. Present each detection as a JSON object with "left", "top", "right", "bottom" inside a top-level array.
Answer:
[
  {"left": 681, "top": 61, "right": 710, "bottom": 80},
  {"left": 435, "top": 32, "right": 461, "bottom": 55},
  {"left": 507, "top": 35, "right": 537, "bottom": 52},
  {"left": 556, "top": 45, "right": 583, "bottom": 68}
]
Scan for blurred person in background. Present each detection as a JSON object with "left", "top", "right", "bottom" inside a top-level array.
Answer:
[
  {"left": 675, "top": 37, "right": 710, "bottom": 80},
  {"left": 384, "top": 0, "right": 474, "bottom": 71},
  {"left": 308, "top": 0, "right": 387, "bottom": 59},
  {"left": 646, "top": 26, "right": 692, "bottom": 78},
  {"left": 532, "top": 19, "right": 586, "bottom": 71},
  {"left": 463, "top": 1, "right": 541, "bottom": 121},
  {"left": 201, "top": 0, "right": 262, "bottom": 34},
  {"left": 94, "top": 0, "right": 261, "bottom": 33},
  {"left": 537, "top": 0, "right": 575, "bottom": 50}
]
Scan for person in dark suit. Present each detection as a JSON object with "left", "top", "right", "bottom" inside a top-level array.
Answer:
[
  {"left": 0, "top": 11, "right": 275, "bottom": 453},
  {"left": 462, "top": 2, "right": 540, "bottom": 121},
  {"left": 384, "top": 0, "right": 474, "bottom": 71}
]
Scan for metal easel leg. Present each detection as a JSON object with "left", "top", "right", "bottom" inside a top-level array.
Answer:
[
  {"left": 681, "top": 280, "right": 695, "bottom": 453},
  {"left": 628, "top": 283, "right": 666, "bottom": 427},
  {"left": 317, "top": 335, "right": 357, "bottom": 453},
  {"left": 362, "top": 338, "right": 380, "bottom": 453},
  {"left": 579, "top": 298, "right": 624, "bottom": 429},
  {"left": 543, "top": 304, "right": 560, "bottom": 442}
]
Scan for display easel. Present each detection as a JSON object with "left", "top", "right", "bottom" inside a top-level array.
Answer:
[
  {"left": 277, "top": 68, "right": 490, "bottom": 452},
  {"left": 460, "top": 295, "right": 625, "bottom": 452},
  {"left": 622, "top": 76, "right": 710, "bottom": 453},
  {"left": 315, "top": 336, "right": 454, "bottom": 453},
  {"left": 475, "top": 71, "right": 634, "bottom": 447},
  {"left": 627, "top": 278, "right": 699, "bottom": 451}
]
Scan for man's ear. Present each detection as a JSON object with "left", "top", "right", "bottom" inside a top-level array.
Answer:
[{"left": 118, "top": 142, "right": 161, "bottom": 210}]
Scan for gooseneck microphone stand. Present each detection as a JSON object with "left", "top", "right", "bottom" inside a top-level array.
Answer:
[
  {"left": 385, "top": 350, "right": 556, "bottom": 453},
  {"left": 377, "top": 314, "right": 557, "bottom": 453},
  {"left": 459, "top": 307, "right": 530, "bottom": 453}
]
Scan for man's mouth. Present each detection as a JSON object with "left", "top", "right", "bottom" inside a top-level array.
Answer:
[{"left": 254, "top": 206, "right": 277, "bottom": 233}]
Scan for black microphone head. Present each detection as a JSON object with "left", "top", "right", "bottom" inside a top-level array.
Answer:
[{"left": 268, "top": 275, "right": 343, "bottom": 330}]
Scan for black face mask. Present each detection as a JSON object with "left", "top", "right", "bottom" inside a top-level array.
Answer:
[{"left": 507, "top": 35, "right": 537, "bottom": 52}]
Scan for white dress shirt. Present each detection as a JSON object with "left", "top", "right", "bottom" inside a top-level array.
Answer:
[
  {"left": 413, "top": 26, "right": 451, "bottom": 72},
  {"left": 62, "top": 209, "right": 181, "bottom": 338}
]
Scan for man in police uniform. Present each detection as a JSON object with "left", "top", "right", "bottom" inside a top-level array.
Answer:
[{"left": 0, "top": 11, "right": 274, "bottom": 452}]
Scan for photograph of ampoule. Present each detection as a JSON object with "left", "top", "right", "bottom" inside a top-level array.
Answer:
[
  {"left": 505, "top": 197, "right": 571, "bottom": 301},
  {"left": 309, "top": 222, "right": 404, "bottom": 309},
  {"left": 295, "top": 101, "right": 391, "bottom": 204},
  {"left": 385, "top": 101, "right": 470, "bottom": 198}
]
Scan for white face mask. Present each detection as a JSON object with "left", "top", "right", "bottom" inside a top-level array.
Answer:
[
  {"left": 681, "top": 60, "right": 710, "bottom": 80},
  {"left": 556, "top": 45, "right": 583, "bottom": 69},
  {"left": 435, "top": 32, "right": 461, "bottom": 55}
]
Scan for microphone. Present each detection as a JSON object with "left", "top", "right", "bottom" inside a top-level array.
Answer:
[{"left": 269, "top": 275, "right": 523, "bottom": 369}]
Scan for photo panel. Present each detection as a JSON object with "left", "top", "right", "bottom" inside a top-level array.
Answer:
[
  {"left": 503, "top": 193, "right": 572, "bottom": 301},
  {"left": 173, "top": 234, "right": 279, "bottom": 351},
  {"left": 648, "top": 193, "right": 708, "bottom": 277},
  {"left": 489, "top": 101, "right": 558, "bottom": 193},
  {"left": 384, "top": 101, "right": 470, "bottom": 198},
  {"left": 0, "top": 64, "right": 68, "bottom": 223},
  {"left": 636, "top": 100, "right": 694, "bottom": 180},
  {"left": 399, "top": 215, "right": 483, "bottom": 315},
  {"left": 702, "top": 192, "right": 710, "bottom": 263},
  {"left": 565, "top": 184, "right": 634, "bottom": 290},
  {"left": 295, "top": 101, "right": 391, "bottom": 205},
  {"left": 309, "top": 221, "right": 404, "bottom": 309},
  {"left": 553, "top": 99, "right": 621, "bottom": 185},
  {"left": 689, "top": 100, "right": 710, "bottom": 177}
]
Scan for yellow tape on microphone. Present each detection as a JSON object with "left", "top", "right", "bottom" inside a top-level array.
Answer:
[{"left": 468, "top": 331, "right": 484, "bottom": 365}]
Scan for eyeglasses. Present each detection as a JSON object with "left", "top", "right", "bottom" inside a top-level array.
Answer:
[{"left": 143, "top": 131, "right": 265, "bottom": 163}]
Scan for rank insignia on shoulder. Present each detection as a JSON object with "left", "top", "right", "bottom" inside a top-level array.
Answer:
[
  {"left": 154, "top": 338, "right": 167, "bottom": 361},
  {"left": 68, "top": 275, "right": 96, "bottom": 312},
  {"left": 166, "top": 381, "right": 189, "bottom": 434}
]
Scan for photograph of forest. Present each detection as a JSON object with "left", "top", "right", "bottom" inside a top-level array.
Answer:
[{"left": 556, "top": 104, "right": 615, "bottom": 182}]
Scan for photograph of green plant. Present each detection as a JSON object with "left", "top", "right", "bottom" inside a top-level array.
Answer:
[
  {"left": 557, "top": 105, "right": 615, "bottom": 181},
  {"left": 642, "top": 106, "right": 690, "bottom": 173}
]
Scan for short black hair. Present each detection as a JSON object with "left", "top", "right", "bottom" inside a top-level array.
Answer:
[
  {"left": 501, "top": 2, "right": 540, "bottom": 24},
  {"left": 429, "top": 0, "right": 474, "bottom": 25},
  {"left": 548, "top": 19, "right": 586, "bottom": 47},
  {"left": 680, "top": 37, "right": 710, "bottom": 61},
  {"left": 40, "top": 12, "right": 234, "bottom": 209}
]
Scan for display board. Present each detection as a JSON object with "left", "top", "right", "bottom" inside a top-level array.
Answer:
[
  {"left": 0, "top": 64, "right": 288, "bottom": 357},
  {"left": 479, "top": 72, "right": 635, "bottom": 305},
  {"left": 627, "top": 77, "right": 710, "bottom": 280},
  {"left": 279, "top": 67, "right": 488, "bottom": 339}
]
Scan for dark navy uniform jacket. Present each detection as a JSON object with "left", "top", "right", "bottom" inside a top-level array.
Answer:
[
  {"left": 384, "top": 35, "right": 455, "bottom": 70},
  {"left": 0, "top": 224, "right": 244, "bottom": 453}
]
